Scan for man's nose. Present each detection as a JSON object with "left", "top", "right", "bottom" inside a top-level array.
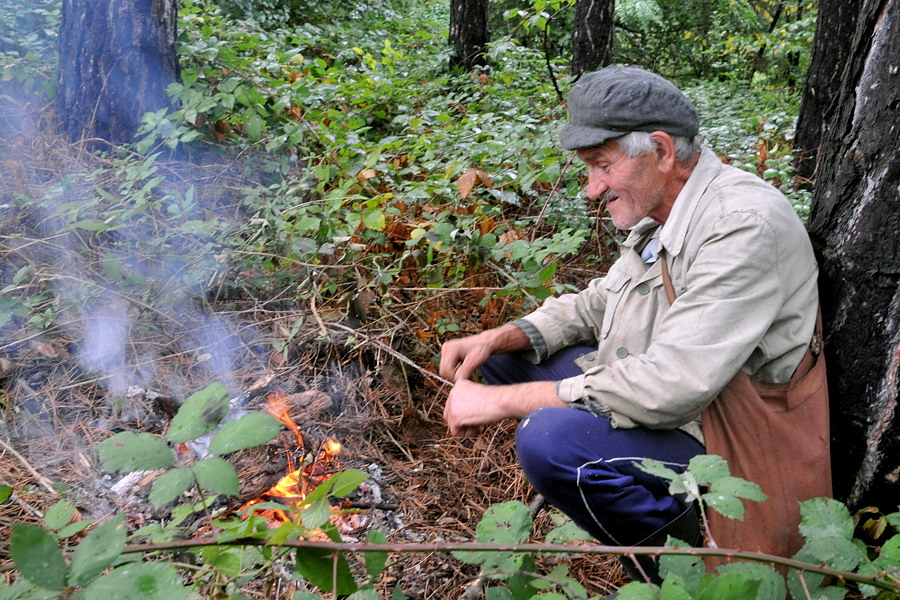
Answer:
[{"left": 586, "top": 169, "right": 608, "bottom": 199}]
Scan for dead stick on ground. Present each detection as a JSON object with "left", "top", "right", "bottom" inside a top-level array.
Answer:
[
  {"left": 0, "top": 437, "right": 58, "bottom": 495},
  {"left": 310, "top": 294, "right": 330, "bottom": 338},
  {"left": 327, "top": 322, "right": 453, "bottom": 387}
]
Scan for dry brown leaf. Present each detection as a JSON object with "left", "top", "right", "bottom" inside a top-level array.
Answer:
[
  {"left": 499, "top": 229, "right": 522, "bottom": 245},
  {"left": 30, "top": 340, "right": 58, "bottom": 358},
  {"left": 456, "top": 168, "right": 492, "bottom": 199}
]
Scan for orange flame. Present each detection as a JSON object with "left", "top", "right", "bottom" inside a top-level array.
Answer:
[{"left": 239, "top": 389, "right": 342, "bottom": 522}]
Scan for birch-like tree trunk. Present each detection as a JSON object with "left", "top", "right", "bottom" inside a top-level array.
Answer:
[
  {"left": 800, "top": 0, "right": 900, "bottom": 507},
  {"left": 571, "top": 0, "right": 614, "bottom": 78}
]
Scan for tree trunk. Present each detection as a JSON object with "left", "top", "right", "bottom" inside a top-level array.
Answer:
[
  {"left": 56, "top": 0, "right": 180, "bottom": 147},
  {"left": 449, "top": 0, "right": 490, "bottom": 71},
  {"left": 802, "top": 0, "right": 900, "bottom": 507},
  {"left": 793, "top": 0, "right": 866, "bottom": 183},
  {"left": 571, "top": 0, "right": 614, "bottom": 79}
]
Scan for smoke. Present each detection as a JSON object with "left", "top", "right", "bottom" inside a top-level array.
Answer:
[{"left": 77, "top": 296, "right": 146, "bottom": 400}]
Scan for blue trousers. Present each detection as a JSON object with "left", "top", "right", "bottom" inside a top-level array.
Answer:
[{"left": 480, "top": 346, "right": 705, "bottom": 545}]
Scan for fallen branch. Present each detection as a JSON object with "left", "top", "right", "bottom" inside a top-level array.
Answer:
[
  {"left": 326, "top": 321, "right": 453, "bottom": 387},
  {"left": 0, "top": 437, "right": 58, "bottom": 496},
  {"left": 79, "top": 539, "right": 900, "bottom": 594}
]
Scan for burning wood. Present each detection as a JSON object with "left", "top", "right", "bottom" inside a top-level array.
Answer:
[{"left": 238, "top": 389, "right": 343, "bottom": 522}]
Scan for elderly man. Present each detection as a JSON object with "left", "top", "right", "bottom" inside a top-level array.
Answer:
[{"left": 439, "top": 66, "right": 830, "bottom": 584}]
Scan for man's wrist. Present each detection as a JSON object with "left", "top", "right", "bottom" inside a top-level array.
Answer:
[
  {"left": 494, "top": 380, "right": 563, "bottom": 419},
  {"left": 483, "top": 323, "right": 531, "bottom": 354}
]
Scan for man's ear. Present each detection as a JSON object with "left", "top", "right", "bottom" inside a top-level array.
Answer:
[{"left": 649, "top": 131, "right": 677, "bottom": 172}]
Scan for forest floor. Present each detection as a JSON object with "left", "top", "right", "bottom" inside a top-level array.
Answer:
[
  {"left": 0, "top": 127, "right": 625, "bottom": 598},
  {"left": 0, "top": 310, "right": 625, "bottom": 598}
]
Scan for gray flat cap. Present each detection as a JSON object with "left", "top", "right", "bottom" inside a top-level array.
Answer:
[{"left": 559, "top": 66, "right": 699, "bottom": 150}]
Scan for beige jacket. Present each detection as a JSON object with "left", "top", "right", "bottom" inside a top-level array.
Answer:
[{"left": 515, "top": 149, "right": 819, "bottom": 443}]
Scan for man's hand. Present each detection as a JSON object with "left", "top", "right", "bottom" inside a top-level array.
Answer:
[
  {"left": 439, "top": 336, "right": 493, "bottom": 383},
  {"left": 443, "top": 379, "right": 565, "bottom": 438},
  {"left": 438, "top": 324, "right": 531, "bottom": 382}
]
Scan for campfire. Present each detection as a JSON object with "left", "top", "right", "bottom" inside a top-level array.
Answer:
[{"left": 238, "top": 388, "right": 344, "bottom": 522}]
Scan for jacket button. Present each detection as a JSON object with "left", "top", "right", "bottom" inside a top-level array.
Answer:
[
  {"left": 583, "top": 353, "right": 596, "bottom": 362},
  {"left": 637, "top": 282, "right": 650, "bottom": 295},
  {"left": 615, "top": 347, "right": 629, "bottom": 359}
]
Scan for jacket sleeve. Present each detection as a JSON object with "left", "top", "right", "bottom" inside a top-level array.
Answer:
[
  {"left": 556, "top": 209, "right": 789, "bottom": 430},
  {"left": 514, "top": 275, "right": 610, "bottom": 361}
]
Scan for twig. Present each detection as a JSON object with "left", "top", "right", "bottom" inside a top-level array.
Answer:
[
  {"left": 309, "top": 294, "right": 330, "bottom": 338},
  {"left": 326, "top": 321, "right": 453, "bottom": 387},
  {"left": 0, "top": 437, "right": 58, "bottom": 495},
  {"left": 530, "top": 152, "right": 577, "bottom": 243}
]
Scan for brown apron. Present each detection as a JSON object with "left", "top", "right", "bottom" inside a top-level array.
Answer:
[{"left": 660, "top": 260, "right": 832, "bottom": 567}]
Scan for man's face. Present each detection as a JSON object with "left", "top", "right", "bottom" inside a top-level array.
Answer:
[{"left": 576, "top": 141, "right": 668, "bottom": 229}]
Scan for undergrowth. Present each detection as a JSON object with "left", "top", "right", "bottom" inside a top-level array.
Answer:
[
  {"left": 0, "top": 1, "right": 860, "bottom": 599},
  {"left": 3, "top": 384, "right": 898, "bottom": 599}
]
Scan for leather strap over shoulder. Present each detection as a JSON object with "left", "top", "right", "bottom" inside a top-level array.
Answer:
[{"left": 660, "top": 256, "right": 677, "bottom": 305}]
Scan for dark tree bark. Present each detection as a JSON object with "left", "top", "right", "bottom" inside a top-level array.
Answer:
[
  {"left": 56, "top": 0, "right": 180, "bottom": 147},
  {"left": 793, "top": 0, "right": 866, "bottom": 183},
  {"left": 571, "top": 0, "right": 614, "bottom": 79},
  {"left": 449, "top": 0, "right": 490, "bottom": 71},
  {"left": 801, "top": 0, "right": 900, "bottom": 507}
]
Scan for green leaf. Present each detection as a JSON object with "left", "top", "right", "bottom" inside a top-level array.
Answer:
[
  {"left": 43, "top": 501, "right": 76, "bottom": 531},
  {"left": 68, "top": 219, "right": 112, "bottom": 232},
  {"left": 802, "top": 535, "right": 865, "bottom": 571},
  {"left": 659, "top": 550, "right": 706, "bottom": 593},
  {"left": 798, "top": 497, "right": 854, "bottom": 540},
  {"left": 454, "top": 501, "right": 533, "bottom": 576},
  {"left": 476, "top": 501, "right": 532, "bottom": 544},
  {"left": 245, "top": 112, "right": 264, "bottom": 141},
  {"left": 616, "top": 581, "right": 661, "bottom": 600},
  {"left": 292, "top": 592, "right": 325, "bottom": 600},
  {"left": 543, "top": 513, "right": 593, "bottom": 545},
  {"left": 0, "top": 578, "right": 62, "bottom": 600},
  {"left": 82, "top": 562, "right": 191, "bottom": 600},
  {"left": 389, "top": 585, "right": 406, "bottom": 600},
  {"left": 216, "top": 514, "right": 269, "bottom": 543},
  {"left": 68, "top": 514, "right": 127, "bottom": 587},
  {"left": 206, "top": 549, "right": 243, "bottom": 577},
  {"left": 345, "top": 587, "right": 380, "bottom": 600},
  {"left": 57, "top": 520, "right": 91, "bottom": 540},
  {"left": 192, "top": 456, "right": 240, "bottom": 496},
  {"left": 362, "top": 529, "right": 389, "bottom": 578},
  {"left": 656, "top": 579, "right": 694, "bottom": 600},
  {"left": 637, "top": 458, "right": 680, "bottom": 481},
  {"left": 0, "top": 484, "right": 12, "bottom": 503},
  {"left": 324, "top": 469, "right": 370, "bottom": 498},
  {"left": 714, "top": 562, "right": 784, "bottom": 600},
  {"left": 10, "top": 524, "right": 67, "bottom": 591},
  {"left": 207, "top": 412, "right": 281, "bottom": 454},
  {"left": 362, "top": 209, "right": 386, "bottom": 232},
  {"left": 165, "top": 382, "right": 230, "bottom": 443},
  {"left": 295, "top": 547, "right": 358, "bottom": 595},
  {"left": 712, "top": 476, "right": 767, "bottom": 502},
  {"left": 96, "top": 432, "right": 174, "bottom": 474},
  {"left": 701, "top": 490, "right": 747, "bottom": 521},
  {"left": 696, "top": 572, "right": 761, "bottom": 600},
  {"left": 687, "top": 455, "right": 731, "bottom": 482},
  {"left": 484, "top": 588, "right": 515, "bottom": 600},
  {"left": 297, "top": 468, "right": 370, "bottom": 529},
  {"left": 301, "top": 496, "right": 333, "bottom": 531},
  {"left": 148, "top": 467, "right": 194, "bottom": 509},
  {"left": 786, "top": 546, "right": 832, "bottom": 596}
]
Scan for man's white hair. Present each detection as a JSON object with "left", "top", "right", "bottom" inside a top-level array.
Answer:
[{"left": 616, "top": 131, "right": 700, "bottom": 162}]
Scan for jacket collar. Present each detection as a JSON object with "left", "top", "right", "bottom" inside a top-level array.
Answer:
[{"left": 658, "top": 148, "right": 722, "bottom": 257}]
